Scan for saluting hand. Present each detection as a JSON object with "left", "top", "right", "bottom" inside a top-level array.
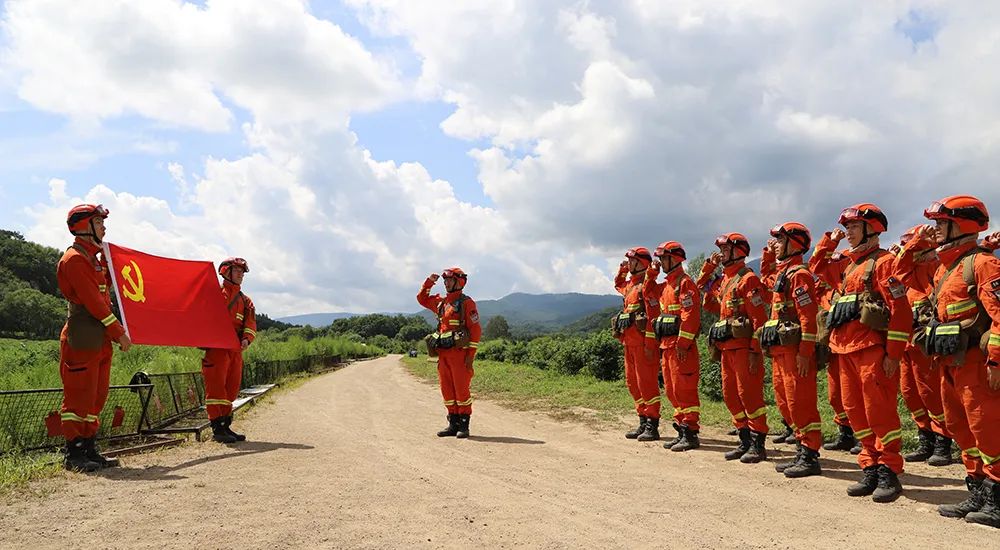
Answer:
[
  {"left": 429, "top": 273, "right": 440, "bottom": 283},
  {"left": 830, "top": 228, "right": 846, "bottom": 242},
  {"left": 709, "top": 252, "right": 723, "bottom": 265},
  {"left": 983, "top": 231, "right": 1000, "bottom": 251}
]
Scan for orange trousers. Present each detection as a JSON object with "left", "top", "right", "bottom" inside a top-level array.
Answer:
[
  {"left": 624, "top": 344, "right": 661, "bottom": 419},
  {"left": 899, "top": 346, "right": 948, "bottom": 436},
  {"left": 437, "top": 349, "right": 474, "bottom": 415},
  {"left": 773, "top": 360, "right": 792, "bottom": 428},
  {"left": 826, "top": 355, "right": 851, "bottom": 427},
  {"left": 839, "top": 345, "right": 903, "bottom": 473},
  {"left": 720, "top": 348, "right": 769, "bottom": 433},
  {"left": 59, "top": 334, "right": 113, "bottom": 441},
  {"left": 661, "top": 347, "right": 701, "bottom": 431},
  {"left": 940, "top": 349, "right": 1000, "bottom": 482},
  {"left": 202, "top": 348, "right": 244, "bottom": 420},
  {"left": 772, "top": 352, "right": 822, "bottom": 451}
]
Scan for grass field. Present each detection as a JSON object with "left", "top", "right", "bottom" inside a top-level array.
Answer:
[{"left": 401, "top": 355, "right": 920, "bottom": 448}]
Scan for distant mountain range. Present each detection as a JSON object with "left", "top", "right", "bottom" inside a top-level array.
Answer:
[{"left": 278, "top": 292, "right": 624, "bottom": 329}]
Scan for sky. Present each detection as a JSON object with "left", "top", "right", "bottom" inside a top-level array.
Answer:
[{"left": 2, "top": 0, "right": 999, "bottom": 317}]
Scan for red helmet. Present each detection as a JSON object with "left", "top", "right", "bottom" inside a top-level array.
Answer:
[
  {"left": 838, "top": 203, "right": 888, "bottom": 234},
  {"left": 654, "top": 241, "right": 686, "bottom": 261},
  {"left": 770, "top": 222, "right": 811, "bottom": 251},
  {"left": 924, "top": 195, "right": 990, "bottom": 235},
  {"left": 714, "top": 233, "right": 750, "bottom": 257},
  {"left": 625, "top": 247, "right": 653, "bottom": 268},
  {"left": 219, "top": 257, "right": 249, "bottom": 277},
  {"left": 66, "top": 204, "right": 109, "bottom": 235},
  {"left": 900, "top": 225, "right": 935, "bottom": 250},
  {"left": 442, "top": 267, "right": 467, "bottom": 289}
]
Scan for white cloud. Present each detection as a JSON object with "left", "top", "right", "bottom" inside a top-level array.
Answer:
[{"left": 9, "top": 0, "right": 1000, "bottom": 317}]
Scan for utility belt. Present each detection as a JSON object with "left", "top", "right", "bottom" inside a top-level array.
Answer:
[
  {"left": 424, "top": 329, "right": 470, "bottom": 357},
  {"left": 653, "top": 314, "right": 680, "bottom": 339},
  {"left": 910, "top": 301, "right": 935, "bottom": 351},
  {"left": 611, "top": 311, "right": 648, "bottom": 337},
  {"left": 825, "top": 291, "right": 890, "bottom": 332},
  {"left": 66, "top": 302, "right": 107, "bottom": 351},
  {"left": 920, "top": 315, "right": 991, "bottom": 364},
  {"left": 756, "top": 318, "right": 803, "bottom": 352},
  {"left": 708, "top": 316, "right": 754, "bottom": 344}
]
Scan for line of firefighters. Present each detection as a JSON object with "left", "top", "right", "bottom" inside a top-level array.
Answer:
[
  {"left": 612, "top": 194, "right": 1000, "bottom": 528},
  {"left": 57, "top": 204, "right": 256, "bottom": 473}
]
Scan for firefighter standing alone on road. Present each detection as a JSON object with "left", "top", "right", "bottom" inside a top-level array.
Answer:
[
  {"left": 417, "top": 268, "right": 482, "bottom": 439},
  {"left": 202, "top": 257, "right": 257, "bottom": 444},
  {"left": 57, "top": 204, "right": 132, "bottom": 472}
]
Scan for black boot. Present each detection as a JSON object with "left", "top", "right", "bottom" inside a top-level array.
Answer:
[
  {"left": 775, "top": 442, "right": 804, "bottom": 474},
  {"left": 637, "top": 417, "right": 660, "bottom": 442},
  {"left": 663, "top": 423, "right": 684, "bottom": 449},
  {"left": 724, "top": 428, "right": 752, "bottom": 461},
  {"left": 850, "top": 440, "right": 863, "bottom": 455},
  {"left": 965, "top": 478, "right": 1000, "bottom": 528},
  {"left": 211, "top": 417, "right": 238, "bottom": 443},
  {"left": 740, "top": 431, "right": 768, "bottom": 464},
  {"left": 223, "top": 416, "right": 246, "bottom": 442},
  {"left": 671, "top": 427, "right": 700, "bottom": 452},
  {"left": 437, "top": 414, "right": 460, "bottom": 437},
  {"left": 456, "top": 414, "right": 470, "bottom": 439},
  {"left": 64, "top": 438, "right": 101, "bottom": 473},
  {"left": 727, "top": 427, "right": 739, "bottom": 436},
  {"left": 773, "top": 422, "right": 794, "bottom": 444},
  {"left": 904, "top": 429, "right": 935, "bottom": 462},
  {"left": 823, "top": 424, "right": 856, "bottom": 451},
  {"left": 927, "top": 434, "right": 953, "bottom": 467},
  {"left": 784, "top": 447, "right": 822, "bottom": 479},
  {"left": 939, "top": 476, "right": 986, "bottom": 518},
  {"left": 626, "top": 416, "right": 647, "bottom": 439},
  {"left": 872, "top": 465, "right": 903, "bottom": 503},
  {"left": 84, "top": 437, "right": 120, "bottom": 469},
  {"left": 847, "top": 466, "right": 880, "bottom": 497}
]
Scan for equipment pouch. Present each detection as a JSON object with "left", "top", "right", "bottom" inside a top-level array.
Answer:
[
  {"left": 708, "top": 320, "right": 733, "bottom": 344},
  {"left": 827, "top": 294, "right": 861, "bottom": 329},
  {"left": 777, "top": 321, "right": 803, "bottom": 347},
  {"left": 816, "top": 310, "right": 832, "bottom": 346},
  {"left": 424, "top": 333, "right": 440, "bottom": 357},
  {"left": 653, "top": 315, "right": 680, "bottom": 339},
  {"left": 858, "top": 292, "right": 890, "bottom": 332},
  {"left": 924, "top": 320, "right": 967, "bottom": 360},
  {"left": 730, "top": 317, "right": 755, "bottom": 339},
  {"left": 66, "top": 303, "right": 106, "bottom": 351},
  {"left": 635, "top": 313, "right": 648, "bottom": 333}
]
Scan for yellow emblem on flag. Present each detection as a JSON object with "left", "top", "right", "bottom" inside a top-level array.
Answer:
[{"left": 121, "top": 260, "right": 146, "bottom": 303}]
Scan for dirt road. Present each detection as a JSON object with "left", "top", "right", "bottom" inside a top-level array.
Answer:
[{"left": 1, "top": 355, "right": 995, "bottom": 549}]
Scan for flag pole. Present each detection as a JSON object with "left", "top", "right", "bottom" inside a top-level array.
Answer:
[{"left": 103, "top": 242, "right": 131, "bottom": 339}]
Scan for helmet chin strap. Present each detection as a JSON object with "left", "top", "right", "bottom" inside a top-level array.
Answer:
[{"left": 938, "top": 220, "right": 976, "bottom": 247}]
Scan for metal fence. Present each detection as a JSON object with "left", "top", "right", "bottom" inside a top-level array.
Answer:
[
  {"left": 0, "top": 384, "right": 153, "bottom": 452},
  {"left": 0, "top": 353, "right": 345, "bottom": 452}
]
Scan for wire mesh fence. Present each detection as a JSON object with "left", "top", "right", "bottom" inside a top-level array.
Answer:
[
  {"left": 0, "top": 384, "right": 153, "bottom": 452},
  {"left": 0, "top": 353, "right": 345, "bottom": 452}
]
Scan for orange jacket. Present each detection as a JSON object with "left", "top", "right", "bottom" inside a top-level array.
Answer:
[
  {"left": 761, "top": 255, "right": 819, "bottom": 358},
  {"left": 697, "top": 259, "right": 768, "bottom": 353},
  {"left": 896, "top": 240, "right": 1000, "bottom": 368},
  {"left": 642, "top": 265, "right": 701, "bottom": 350},
  {"left": 891, "top": 245, "right": 940, "bottom": 349},
  {"left": 417, "top": 277, "right": 483, "bottom": 359},
  {"left": 811, "top": 234, "right": 910, "bottom": 360},
  {"left": 614, "top": 266, "right": 659, "bottom": 348},
  {"left": 57, "top": 238, "right": 125, "bottom": 341},
  {"left": 222, "top": 282, "right": 257, "bottom": 345}
]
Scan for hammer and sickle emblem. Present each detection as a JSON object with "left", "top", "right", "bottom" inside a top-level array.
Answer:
[{"left": 121, "top": 261, "right": 146, "bottom": 303}]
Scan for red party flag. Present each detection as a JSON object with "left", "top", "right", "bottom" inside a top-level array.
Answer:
[{"left": 105, "top": 243, "right": 240, "bottom": 349}]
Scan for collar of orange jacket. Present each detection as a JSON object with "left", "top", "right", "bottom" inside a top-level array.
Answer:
[
  {"left": 936, "top": 239, "right": 979, "bottom": 268},
  {"left": 223, "top": 280, "right": 242, "bottom": 293},
  {"left": 665, "top": 265, "right": 686, "bottom": 284},
  {"left": 722, "top": 260, "right": 747, "bottom": 278},
  {"left": 73, "top": 236, "right": 101, "bottom": 256},
  {"left": 843, "top": 244, "right": 881, "bottom": 264},
  {"left": 776, "top": 254, "right": 805, "bottom": 272}
]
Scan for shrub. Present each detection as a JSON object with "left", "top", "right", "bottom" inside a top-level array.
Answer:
[{"left": 580, "top": 330, "right": 623, "bottom": 381}]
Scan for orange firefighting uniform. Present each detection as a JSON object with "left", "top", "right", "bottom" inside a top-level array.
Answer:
[
  {"left": 812, "top": 234, "right": 911, "bottom": 474},
  {"left": 615, "top": 266, "right": 662, "bottom": 420},
  {"left": 643, "top": 264, "right": 702, "bottom": 431},
  {"left": 417, "top": 279, "right": 482, "bottom": 415},
  {"left": 895, "top": 239, "right": 1000, "bottom": 482},
  {"left": 891, "top": 251, "right": 949, "bottom": 438},
  {"left": 56, "top": 239, "right": 126, "bottom": 442},
  {"left": 808, "top": 248, "right": 851, "bottom": 430},
  {"left": 202, "top": 281, "right": 257, "bottom": 420},
  {"left": 760, "top": 254, "right": 823, "bottom": 450},
  {"left": 698, "top": 259, "right": 769, "bottom": 434},
  {"left": 761, "top": 249, "right": 794, "bottom": 433}
]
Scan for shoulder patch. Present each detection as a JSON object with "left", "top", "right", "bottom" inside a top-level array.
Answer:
[
  {"left": 681, "top": 292, "right": 694, "bottom": 309},
  {"left": 469, "top": 310, "right": 479, "bottom": 323},
  {"left": 991, "top": 279, "right": 1000, "bottom": 290},
  {"left": 749, "top": 287, "right": 764, "bottom": 307},
  {"left": 887, "top": 277, "right": 906, "bottom": 300},
  {"left": 794, "top": 286, "right": 812, "bottom": 307}
]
